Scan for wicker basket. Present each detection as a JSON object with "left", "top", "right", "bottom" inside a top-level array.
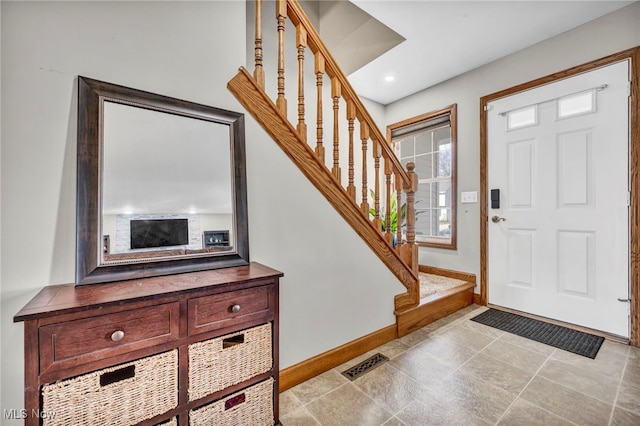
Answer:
[
  {"left": 188, "top": 323, "right": 272, "bottom": 401},
  {"left": 42, "top": 350, "right": 178, "bottom": 426},
  {"left": 189, "top": 378, "right": 274, "bottom": 426}
]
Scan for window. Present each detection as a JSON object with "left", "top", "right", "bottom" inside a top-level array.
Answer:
[{"left": 388, "top": 105, "right": 457, "bottom": 249}]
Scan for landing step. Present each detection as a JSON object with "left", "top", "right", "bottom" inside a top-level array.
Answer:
[{"left": 396, "top": 266, "right": 476, "bottom": 337}]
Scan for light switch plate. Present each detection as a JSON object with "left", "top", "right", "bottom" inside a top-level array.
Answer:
[{"left": 461, "top": 191, "right": 478, "bottom": 203}]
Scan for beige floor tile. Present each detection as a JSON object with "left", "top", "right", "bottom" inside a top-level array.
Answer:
[
  {"left": 497, "top": 398, "right": 574, "bottom": 425},
  {"left": 616, "top": 379, "right": 640, "bottom": 417},
  {"left": 290, "top": 369, "right": 349, "bottom": 405},
  {"left": 437, "top": 324, "right": 497, "bottom": 352},
  {"left": 397, "top": 327, "right": 431, "bottom": 347},
  {"left": 397, "top": 390, "right": 490, "bottom": 426},
  {"left": 423, "top": 370, "right": 517, "bottom": 424},
  {"left": 388, "top": 349, "right": 454, "bottom": 385},
  {"left": 281, "top": 406, "right": 322, "bottom": 426},
  {"left": 381, "top": 417, "right": 406, "bottom": 426},
  {"left": 498, "top": 332, "right": 557, "bottom": 356},
  {"left": 408, "top": 334, "right": 477, "bottom": 367},
  {"left": 622, "top": 352, "right": 640, "bottom": 385},
  {"left": 353, "top": 363, "right": 421, "bottom": 414},
  {"left": 279, "top": 390, "right": 303, "bottom": 417},
  {"left": 610, "top": 406, "right": 640, "bottom": 426},
  {"left": 458, "top": 317, "right": 506, "bottom": 339},
  {"left": 538, "top": 358, "right": 621, "bottom": 404},
  {"left": 305, "top": 383, "right": 392, "bottom": 426},
  {"left": 459, "top": 353, "right": 534, "bottom": 395},
  {"left": 481, "top": 338, "right": 549, "bottom": 374},
  {"left": 520, "top": 376, "right": 613, "bottom": 425},
  {"left": 283, "top": 307, "right": 639, "bottom": 426},
  {"left": 550, "top": 340, "right": 628, "bottom": 380},
  {"left": 374, "top": 339, "right": 411, "bottom": 359}
]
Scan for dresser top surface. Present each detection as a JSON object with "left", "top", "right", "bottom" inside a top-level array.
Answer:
[{"left": 14, "top": 262, "right": 283, "bottom": 322}]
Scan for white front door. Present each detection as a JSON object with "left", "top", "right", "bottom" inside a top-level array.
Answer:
[{"left": 487, "top": 61, "right": 630, "bottom": 337}]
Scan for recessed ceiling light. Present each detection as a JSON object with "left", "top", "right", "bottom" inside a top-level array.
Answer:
[{"left": 384, "top": 75, "right": 395, "bottom": 82}]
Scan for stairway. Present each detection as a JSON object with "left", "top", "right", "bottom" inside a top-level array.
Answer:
[{"left": 228, "top": 0, "right": 421, "bottom": 327}]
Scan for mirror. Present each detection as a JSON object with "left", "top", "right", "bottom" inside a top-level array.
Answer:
[{"left": 76, "top": 76, "right": 249, "bottom": 285}]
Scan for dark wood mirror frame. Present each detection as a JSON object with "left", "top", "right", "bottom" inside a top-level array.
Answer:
[{"left": 76, "top": 76, "right": 249, "bottom": 285}]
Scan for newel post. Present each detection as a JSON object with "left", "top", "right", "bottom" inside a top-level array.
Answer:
[{"left": 403, "top": 162, "right": 419, "bottom": 275}]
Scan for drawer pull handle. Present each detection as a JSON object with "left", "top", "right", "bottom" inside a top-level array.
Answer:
[
  {"left": 222, "top": 334, "right": 245, "bottom": 349},
  {"left": 231, "top": 304, "right": 241, "bottom": 313},
  {"left": 111, "top": 330, "right": 125, "bottom": 342},
  {"left": 100, "top": 365, "right": 135, "bottom": 386},
  {"left": 224, "top": 393, "right": 246, "bottom": 410}
]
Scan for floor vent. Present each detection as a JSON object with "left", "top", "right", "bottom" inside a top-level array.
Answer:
[{"left": 341, "top": 353, "right": 389, "bottom": 381}]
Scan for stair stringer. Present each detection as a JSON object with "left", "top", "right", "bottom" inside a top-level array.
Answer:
[{"left": 228, "top": 67, "right": 419, "bottom": 314}]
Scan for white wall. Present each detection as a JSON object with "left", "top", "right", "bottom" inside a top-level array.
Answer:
[
  {"left": 245, "top": 0, "right": 401, "bottom": 369},
  {"left": 0, "top": 1, "right": 246, "bottom": 420},
  {"left": 1, "top": 0, "right": 401, "bottom": 419},
  {"left": 384, "top": 2, "right": 640, "bottom": 290},
  {"left": 0, "top": 0, "right": 3, "bottom": 412}
]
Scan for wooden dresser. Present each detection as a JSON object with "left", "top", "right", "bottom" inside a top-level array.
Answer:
[{"left": 14, "top": 262, "right": 282, "bottom": 426}]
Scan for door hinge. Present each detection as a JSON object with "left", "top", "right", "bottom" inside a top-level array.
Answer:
[
  {"left": 484, "top": 105, "right": 493, "bottom": 112},
  {"left": 628, "top": 191, "right": 631, "bottom": 207},
  {"left": 627, "top": 81, "right": 632, "bottom": 97}
]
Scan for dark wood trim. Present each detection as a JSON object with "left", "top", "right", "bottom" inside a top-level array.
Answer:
[
  {"left": 479, "top": 46, "right": 640, "bottom": 346},
  {"left": 419, "top": 265, "right": 476, "bottom": 284},
  {"left": 76, "top": 76, "right": 250, "bottom": 285},
  {"left": 387, "top": 104, "right": 458, "bottom": 250},
  {"left": 278, "top": 324, "right": 397, "bottom": 392}
]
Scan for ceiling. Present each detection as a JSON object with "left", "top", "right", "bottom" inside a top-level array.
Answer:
[{"left": 318, "top": 0, "right": 636, "bottom": 105}]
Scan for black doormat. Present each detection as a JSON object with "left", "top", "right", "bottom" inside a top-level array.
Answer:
[{"left": 470, "top": 309, "right": 604, "bottom": 359}]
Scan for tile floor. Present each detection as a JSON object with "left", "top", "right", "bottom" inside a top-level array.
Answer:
[{"left": 279, "top": 304, "right": 640, "bottom": 426}]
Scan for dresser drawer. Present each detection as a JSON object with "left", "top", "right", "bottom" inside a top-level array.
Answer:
[
  {"left": 42, "top": 350, "right": 178, "bottom": 426},
  {"left": 188, "top": 286, "right": 271, "bottom": 335},
  {"left": 188, "top": 323, "right": 273, "bottom": 401},
  {"left": 39, "top": 303, "right": 179, "bottom": 373}
]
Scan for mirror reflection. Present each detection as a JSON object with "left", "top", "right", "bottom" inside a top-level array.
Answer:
[
  {"left": 101, "top": 101, "right": 235, "bottom": 262},
  {"left": 76, "top": 76, "right": 249, "bottom": 285}
]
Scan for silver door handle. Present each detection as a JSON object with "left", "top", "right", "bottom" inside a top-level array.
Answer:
[{"left": 491, "top": 216, "right": 506, "bottom": 223}]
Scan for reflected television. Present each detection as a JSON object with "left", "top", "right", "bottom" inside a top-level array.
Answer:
[{"left": 130, "top": 219, "right": 189, "bottom": 249}]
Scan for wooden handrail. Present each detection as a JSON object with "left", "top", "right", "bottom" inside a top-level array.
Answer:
[
  {"left": 285, "top": 0, "right": 410, "bottom": 185},
  {"left": 232, "top": 0, "right": 421, "bottom": 312}
]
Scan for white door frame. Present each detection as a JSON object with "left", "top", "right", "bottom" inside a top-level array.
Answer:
[{"left": 480, "top": 47, "right": 640, "bottom": 346}]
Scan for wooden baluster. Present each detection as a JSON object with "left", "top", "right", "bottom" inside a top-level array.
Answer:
[
  {"left": 372, "top": 139, "right": 381, "bottom": 232},
  {"left": 360, "top": 122, "right": 369, "bottom": 215},
  {"left": 346, "top": 100, "right": 356, "bottom": 201},
  {"left": 296, "top": 25, "right": 307, "bottom": 142},
  {"left": 384, "top": 155, "right": 393, "bottom": 246},
  {"left": 403, "top": 162, "right": 419, "bottom": 275},
  {"left": 276, "top": 0, "right": 287, "bottom": 114},
  {"left": 395, "top": 170, "right": 403, "bottom": 248},
  {"left": 331, "top": 77, "right": 341, "bottom": 182},
  {"left": 315, "top": 54, "right": 325, "bottom": 163},
  {"left": 253, "top": 0, "right": 265, "bottom": 89}
]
